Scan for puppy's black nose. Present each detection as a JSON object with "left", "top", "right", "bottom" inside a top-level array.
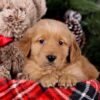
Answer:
[{"left": 46, "top": 55, "right": 56, "bottom": 62}]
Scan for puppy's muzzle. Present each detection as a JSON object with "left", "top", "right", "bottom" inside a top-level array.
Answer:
[{"left": 46, "top": 55, "right": 56, "bottom": 62}]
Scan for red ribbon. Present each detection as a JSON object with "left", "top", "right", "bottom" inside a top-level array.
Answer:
[{"left": 0, "top": 35, "right": 13, "bottom": 47}]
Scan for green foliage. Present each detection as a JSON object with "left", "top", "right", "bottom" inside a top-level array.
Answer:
[
  {"left": 66, "top": 0, "right": 100, "bottom": 14},
  {"left": 46, "top": 0, "right": 100, "bottom": 15},
  {"left": 82, "top": 12, "right": 100, "bottom": 69},
  {"left": 46, "top": 0, "right": 100, "bottom": 69}
]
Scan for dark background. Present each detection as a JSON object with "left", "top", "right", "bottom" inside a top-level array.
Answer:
[{"left": 44, "top": 0, "right": 100, "bottom": 72}]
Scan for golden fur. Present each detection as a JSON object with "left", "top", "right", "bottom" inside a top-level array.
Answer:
[{"left": 17, "top": 19, "right": 99, "bottom": 87}]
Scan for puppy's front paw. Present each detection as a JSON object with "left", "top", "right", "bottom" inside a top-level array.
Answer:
[
  {"left": 59, "top": 75, "right": 78, "bottom": 88},
  {"left": 40, "top": 76, "right": 58, "bottom": 87}
]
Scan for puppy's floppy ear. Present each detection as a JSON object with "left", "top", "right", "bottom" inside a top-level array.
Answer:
[
  {"left": 67, "top": 39, "right": 81, "bottom": 63},
  {"left": 16, "top": 28, "right": 33, "bottom": 57}
]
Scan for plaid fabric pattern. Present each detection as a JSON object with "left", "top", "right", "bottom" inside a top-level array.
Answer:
[{"left": 0, "top": 79, "right": 99, "bottom": 100}]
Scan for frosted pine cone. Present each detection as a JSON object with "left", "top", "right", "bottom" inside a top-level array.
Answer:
[{"left": 64, "top": 10, "right": 85, "bottom": 48}]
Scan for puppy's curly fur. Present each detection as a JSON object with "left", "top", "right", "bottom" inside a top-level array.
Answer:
[{"left": 18, "top": 19, "right": 99, "bottom": 87}]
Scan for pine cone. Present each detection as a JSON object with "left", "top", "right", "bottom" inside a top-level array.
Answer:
[{"left": 64, "top": 10, "right": 85, "bottom": 48}]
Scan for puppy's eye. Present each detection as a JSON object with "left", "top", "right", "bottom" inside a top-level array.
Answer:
[
  {"left": 39, "top": 39, "right": 45, "bottom": 44},
  {"left": 59, "top": 40, "right": 64, "bottom": 45}
]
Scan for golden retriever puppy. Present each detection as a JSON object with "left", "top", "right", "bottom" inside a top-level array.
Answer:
[{"left": 17, "top": 19, "right": 99, "bottom": 87}]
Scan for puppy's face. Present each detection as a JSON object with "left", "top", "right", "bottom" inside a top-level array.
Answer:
[
  {"left": 31, "top": 29, "right": 70, "bottom": 69},
  {"left": 19, "top": 19, "right": 81, "bottom": 69}
]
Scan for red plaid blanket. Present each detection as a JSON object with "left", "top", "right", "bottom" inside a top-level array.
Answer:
[{"left": 0, "top": 79, "right": 99, "bottom": 100}]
